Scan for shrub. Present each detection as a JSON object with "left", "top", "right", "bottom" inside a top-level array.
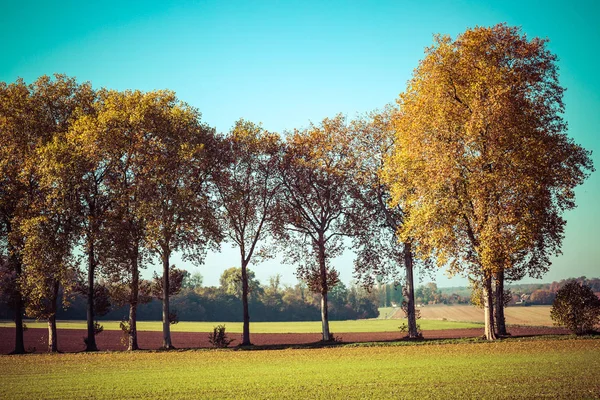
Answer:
[
  {"left": 399, "top": 322, "right": 422, "bottom": 338},
  {"left": 208, "top": 324, "right": 234, "bottom": 348},
  {"left": 551, "top": 281, "right": 600, "bottom": 335}
]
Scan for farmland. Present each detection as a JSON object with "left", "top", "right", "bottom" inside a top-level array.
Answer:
[
  {"left": 1, "top": 338, "right": 598, "bottom": 399},
  {"left": 0, "top": 317, "right": 570, "bottom": 355},
  {"left": 0, "top": 304, "right": 564, "bottom": 354},
  {"left": 0, "top": 318, "right": 483, "bottom": 334},
  {"left": 0, "top": 304, "right": 554, "bottom": 334},
  {"left": 405, "top": 304, "right": 555, "bottom": 326}
]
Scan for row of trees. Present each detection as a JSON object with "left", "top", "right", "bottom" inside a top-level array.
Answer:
[
  {"left": 0, "top": 23, "right": 593, "bottom": 353},
  {"left": 0, "top": 83, "right": 222, "bottom": 352},
  {"left": 0, "top": 75, "right": 408, "bottom": 352}
]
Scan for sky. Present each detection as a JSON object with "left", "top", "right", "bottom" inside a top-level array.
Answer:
[{"left": 1, "top": 0, "right": 598, "bottom": 288}]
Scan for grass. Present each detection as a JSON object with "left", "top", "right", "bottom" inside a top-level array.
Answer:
[
  {"left": 0, "top": 318, "right": 482, "bottom": 333},
  {"left": 1, "top": 338, "right": 598, "bottom": 399}
]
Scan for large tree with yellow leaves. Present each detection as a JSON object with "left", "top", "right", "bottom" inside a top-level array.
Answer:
[
  {"left": 385, "top": 24, "right": 593, "bottom": 340},
  {"left": 0, "top": 75, "right": 94, "bottom": 353},
  {"left": 135, "top": 91, "right": 221, "bottom": 349}
]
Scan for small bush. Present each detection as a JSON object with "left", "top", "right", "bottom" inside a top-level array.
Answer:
[
  {"left": 551, "top": 281, "right": 600, "bottom": 335},
  {"left": 399, "top": 322, "right": 422, "bottom": 338},
  {"left": 208, "top": 324, "right": 234, "bottom": 348}
]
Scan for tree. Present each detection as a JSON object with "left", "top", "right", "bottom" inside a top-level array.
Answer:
[
  {"left": 52, "top": 84, "right": 120, "bottom": 352},
  {"left": 84, "top": 89, "right": 153, "bottom": 350},
  {"left": 329, "top": 280, "right": 349, "bottom": 308},
  {"left": 384, "top": 24, "right": 594, "bottom": 340},
  {"left": 529, "top": 289, "right": 555, "bottom": 305},
  {"left": 182, "top": 271, "right": 204, "bottom": 289},
  {"left": 27, "top": 75, "right": 98, "bottom": 351},
  {"left": 0, "top": 75, "right": 94, "bottom": 352},
  {"left": 278, "top": 115, "right": 355, "bottom": 341},
  {"left": 347, "top": 108, "right": 423, "bottom": 338},
  {"left": 213, "top": 119, "right": 282, "bottom": 345},
  {"left": 551, "top": 281, "right": 600, "bottom": 334},
  {"left": 219, "top": 267, "right": 262, "bottom": 298},
  {"left": 261, "top": 274, "right": 284, "bottom": 311},
  {"left": 347, "top": 282, "right": 379, "bottom": 319},
  {"left": 19, "top": 216, "right": 77, "bottom": 352},
  {"left": 136, "top": 90, "right": 221, "bottom": 349},
  {"left": 18, "top": 155, "right": 80, "bottom": 352},
  {"left": 0, "top": 78, "right": 33, "bottom": 354}
]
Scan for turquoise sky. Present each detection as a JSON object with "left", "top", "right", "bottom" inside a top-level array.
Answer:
[{"left": 1, "top": 0, "right": 598, "bottom": 287}]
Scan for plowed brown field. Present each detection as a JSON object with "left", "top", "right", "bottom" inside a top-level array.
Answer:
[{"left": 0, "top": 325, "right": 569, "bottom": 354}]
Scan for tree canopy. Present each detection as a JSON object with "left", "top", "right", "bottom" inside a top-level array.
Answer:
[{"left": 278, "top": 115, "right": 356, "bottom": 341}]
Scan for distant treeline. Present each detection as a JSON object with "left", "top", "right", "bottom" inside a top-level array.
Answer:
[
  {"left": 0, "top": 270, "right": 379, "bottom": 322},
  {"left": 506, "top": 277, "right": 600, "bottom": 306},
  {"left": 377, "top": 282, "right": 471, "bottom": 307},
  {"left": 376, "top": 277, "right": 600, "bottom": 308}
]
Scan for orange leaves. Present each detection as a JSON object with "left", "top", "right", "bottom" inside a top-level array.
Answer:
[{"left": 384, "top": 23, "right": 593, "bottom": 279}]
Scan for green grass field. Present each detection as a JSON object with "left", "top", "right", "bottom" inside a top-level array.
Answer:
[
  {"left": 1, "top": 338, "right": 598, "bottom": 399},
  {"left": 0, "top": 318, "right": 482, "bottom": 333}
]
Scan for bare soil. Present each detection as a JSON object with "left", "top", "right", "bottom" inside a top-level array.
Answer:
[{"left": 0, "top": 325, "right": 570, "bottom": 354}]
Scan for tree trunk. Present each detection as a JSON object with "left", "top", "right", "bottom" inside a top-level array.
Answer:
[
  {"left": 320, "top": 290, "right": 330, "bottom": 341},
  {"left": 48, "top": 316, "right": 58, "bottom": 353},
  {"left": 403, "top": 242, "right": 419, "bottom": 338},
  {"left": 85, "top": 237, "right": 98, "bottom": 351},
  {"left": 13, "top": 296, "right": 25, "bottom": 354},
  {"left": 241, "top": 258, "right": 251, "bottom": 346},
  {"left": 317, "top": 240, "right": 330, "bottom": 342},
  {"left": 128, "top": 254, "right": 139, "bottom": 351},
  {"left": 48, "top": 280, "right": 59, "bottom": 353},
  {"left": 483, "top": 273, "right": 497, "bottom": 340},
  {"left": 7, "top": 231, "right": 25, "bottom": 355},
  {"left": 11, "top": 255, "right": 25, "bottom": 354},
  {"left": 128, "top": 303, "right": 138, "bottom": 351},
  {"left": 494, "top": 269, "right": 507, "bottom": 336},
  {"left": 161, "top": 248, "right": 173, "bottom": 349}
]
